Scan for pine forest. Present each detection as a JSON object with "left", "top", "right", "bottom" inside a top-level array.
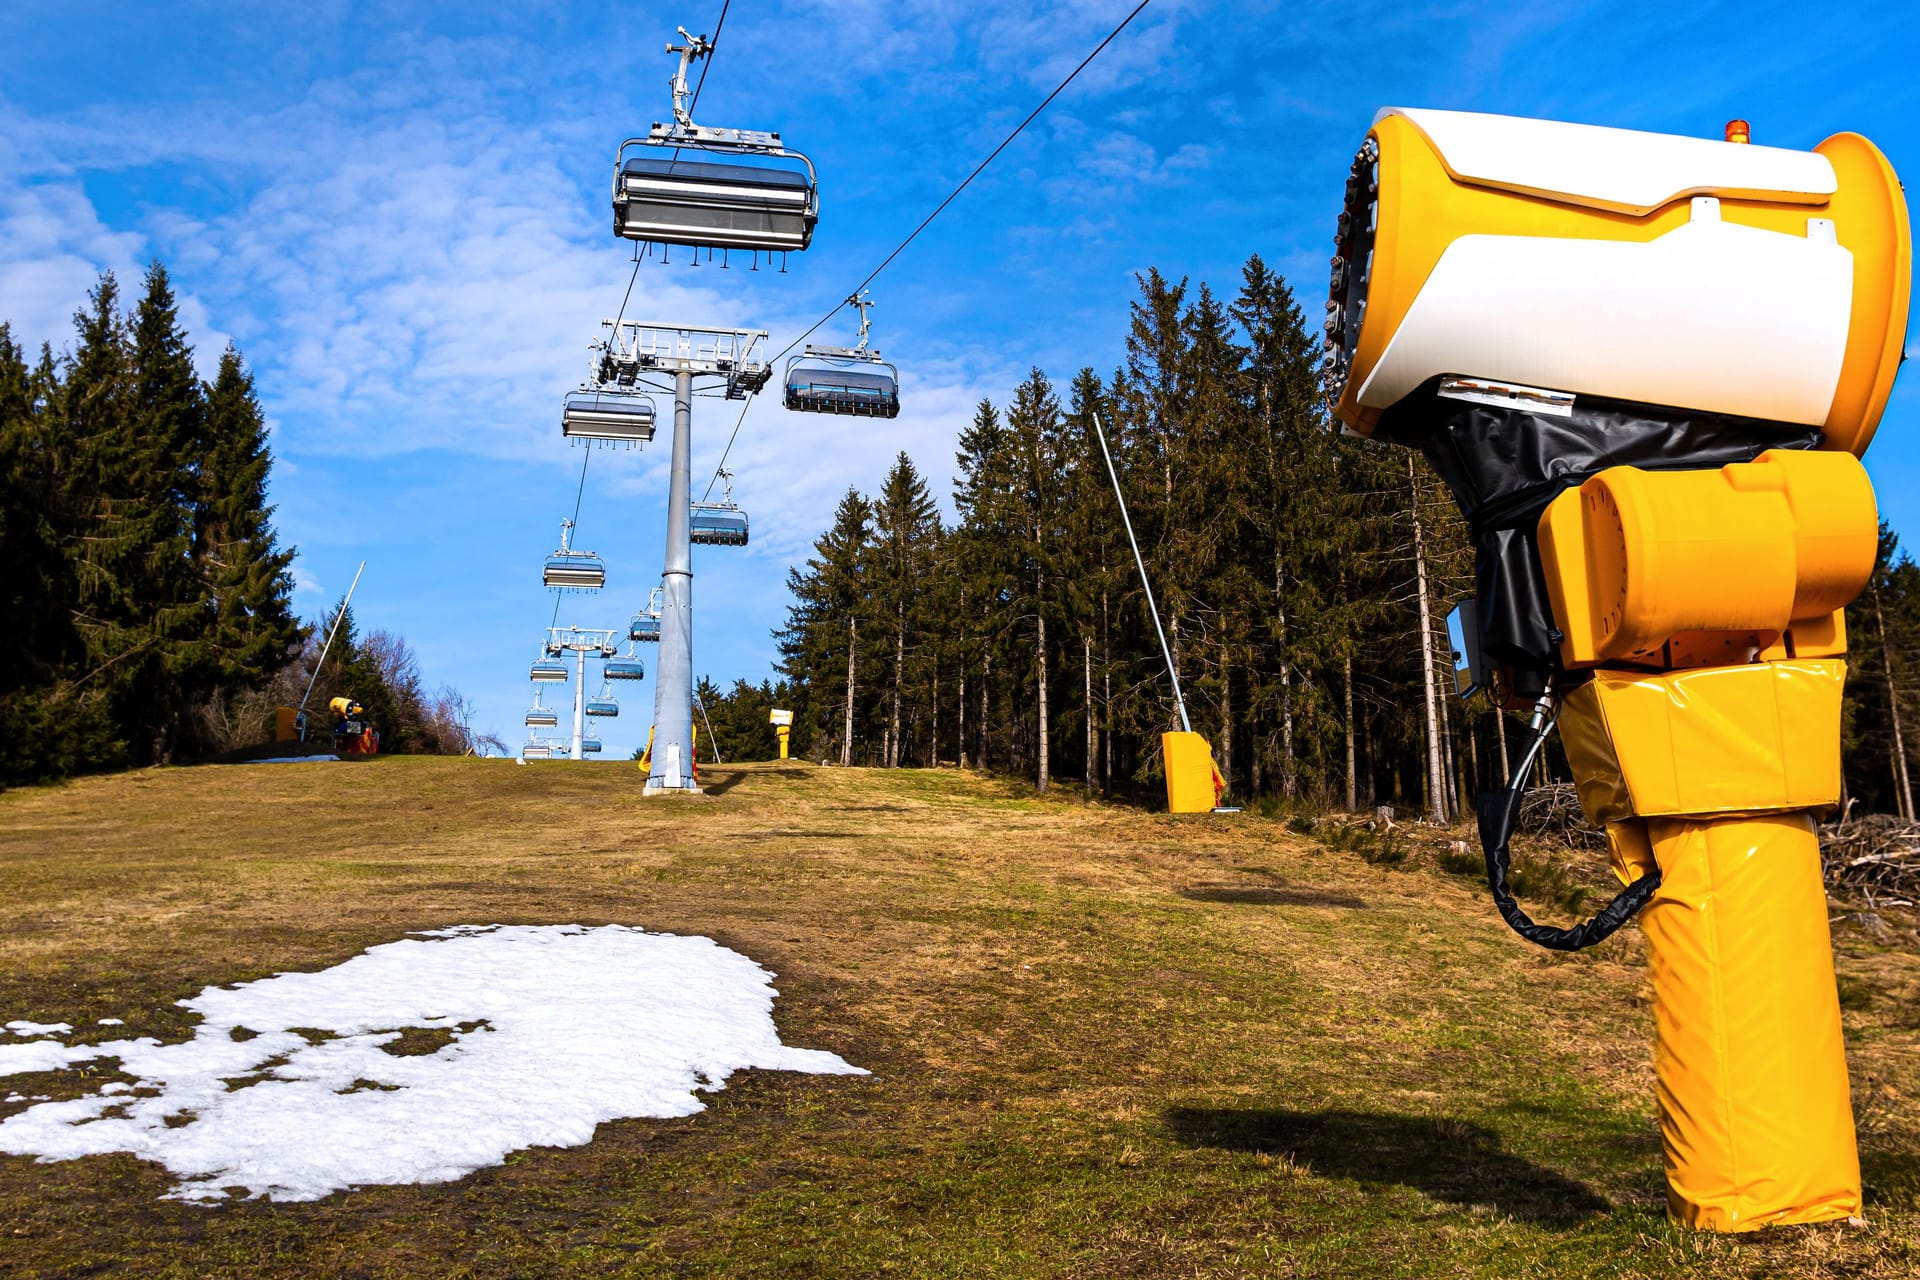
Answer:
[{"left": 773, "top": 256, "right": 1920, "bottom": 818}]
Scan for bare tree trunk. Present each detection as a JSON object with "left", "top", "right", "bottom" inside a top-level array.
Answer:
[
  {"left": 1874, "top": 582, "right": 1915, "bottom": 819},
  {"left": 1083, "top": 634, "right": 1094, "bottom": 800},
  {"left": 931, "top": 669, "right": 939, "bottom": 767},
  {"left": 1276, "top": 558, "right": 1296, "bottom": 798},
  {"left": 842, "top": 616, "right": 857, "bottom": 768},
  {"left": 958, "top": 667, "right": 968, "bottom": 769},
  {"left": 1218, "top": 639, "right": 1232, "bottom": 798},
  {"left": 1409, "top": 454, "right": 1449, "bottom": 824},
  {"left": 1343, "top": 653, "right": 1358, "bottom": 811},
  {"left": 981, "top": 648, "right": 991, "bottom": 772},
  {"left": 889, "top": 603, "right": 905, "bottom": 769},
  {"left": 1466, "top": 715, "right": 1480, "bottom": 801},
  {"left": 1036, "top": 572, "right": 1049, "bottom": 793},
  {"left": 1102, "top": 590, "right": 1112, "bottom": 796},
  {"left": 1494, "top": 707, "right": 1511, "bottom": 785}
]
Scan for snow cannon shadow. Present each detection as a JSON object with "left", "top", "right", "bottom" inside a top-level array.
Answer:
[{"left": 1163, "top": 1107, "right": 1609, "bottom": 1224}]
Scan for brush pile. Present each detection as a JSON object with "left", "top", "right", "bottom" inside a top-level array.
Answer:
[
  {"left": 1515, "top": 784, "right": 1606, "bottom": 850},
  {"left": 1819, "top": 813, "right": 1920, "bottom": 914}
]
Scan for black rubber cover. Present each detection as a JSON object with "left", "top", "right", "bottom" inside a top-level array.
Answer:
[
  {"left": 1475, "top": 783, "right": 1661, "bottom": 951},
  {"left": 1373, "top": 377, "right": 1823, "bottom": 698}
]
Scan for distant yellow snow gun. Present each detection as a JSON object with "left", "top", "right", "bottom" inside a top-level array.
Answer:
[
  {"left": 1327, "top": 108, "right": 1910, "bottom": 1230},
  {"left": 1089, "top": 409, "right": 1229, "bottom": 814}
]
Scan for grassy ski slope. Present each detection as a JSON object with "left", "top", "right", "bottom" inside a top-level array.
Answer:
[{"left": 2, "top": 756, "right": 1918, "bottom": 1278}]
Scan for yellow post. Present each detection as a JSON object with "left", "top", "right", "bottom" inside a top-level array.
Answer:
[{"left": 769, "top": 708, "right": 793, "bottom": 760}]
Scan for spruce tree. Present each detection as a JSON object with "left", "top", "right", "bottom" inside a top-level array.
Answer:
[{"left": 196, "top": 344, "right": 302, "bottom": 706}]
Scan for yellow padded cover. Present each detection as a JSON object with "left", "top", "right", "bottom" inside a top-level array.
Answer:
[
  {"left": 1558, "top": 660, "right": 1845, "bottom": 824},
  {"left": 1163, "top": 732, "right": 1223, "bottom": 813},
  {"left": 1536, "top": 450, "right": 1876, "bottom": 668},
  {"left": 1640, "top": 813, "right": 1860, "bottom": 1229}
]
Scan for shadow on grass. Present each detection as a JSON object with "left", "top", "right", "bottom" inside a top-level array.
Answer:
[
  {"left": 1178, "top": 883, "right": 1368, "bottom": 909},
  {"left": 1165, "top": 1107, "right": 1610, "bottom": 1225},
  {"left": 700, "top": 767, "right": 814, "bottom": 797}
]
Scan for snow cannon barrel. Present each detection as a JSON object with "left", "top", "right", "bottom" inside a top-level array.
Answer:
[
  {"left": 1329, "top": 110, "right": 1912, "bottom": 706},
  {"left": 1324, "top": 108, "right": 1910, "bottom": 456}
]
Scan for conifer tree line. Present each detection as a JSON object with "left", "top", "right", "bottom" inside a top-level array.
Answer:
[
  {"left": 778, "top": 255, "right": 1920, "bottom": 817},
  {"left": 1, "top": 266, "right": 474, "bottom": 784}
]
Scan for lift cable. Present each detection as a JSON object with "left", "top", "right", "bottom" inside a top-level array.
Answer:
[
  {"left": 698, "top": 0, "right": 1154, "bottom": 499},
  {"left": 546, "top": 448, "right": 595, "bottom": 632}
]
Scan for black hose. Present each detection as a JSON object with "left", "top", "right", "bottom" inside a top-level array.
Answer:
[{"left": 1479, "top": 719, "right": 1660, "bottom": 951}]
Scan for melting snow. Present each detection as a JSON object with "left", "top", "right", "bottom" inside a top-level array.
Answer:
[
  {"left": 0, "top": 924, "right": 864, "bottom": 1203},
  {"left": 5, "top": 1020, "right": 71, "bottom": 1036}
]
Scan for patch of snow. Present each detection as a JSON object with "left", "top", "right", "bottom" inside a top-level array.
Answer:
[
  {"left": 4, "top": 1020, "right": 71, "bottom": 1036},
  {"left": 97, "top": 1018, "right": 125, "bottom": 1027},
  {"left": 249, "top": 755, "right": 341, "bottom": 764},
  {"left": 0, "top": 924, "right": 864, "bottom": 1203}
]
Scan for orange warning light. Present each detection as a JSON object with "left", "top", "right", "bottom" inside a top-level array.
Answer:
[{"left": 1725, "top": 119, "right": 1751, "bottom": 144}]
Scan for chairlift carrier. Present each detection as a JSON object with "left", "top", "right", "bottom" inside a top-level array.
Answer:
[
  {"left": 689, "top": 468, "right": 749, "bottom": 546},
  {"left": 543, "top": 518, "right": 607, "bottom": 591},
  {"left": 784, "top": 292, "right": 901, "bottom": 418},
  {"left": 612, "top": 29, "right": 818, "bottom": 256}
]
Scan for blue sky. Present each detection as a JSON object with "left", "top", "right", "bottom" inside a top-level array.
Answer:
[{"left": 2, "top": 0, "right": 1916, "bottom": 757}]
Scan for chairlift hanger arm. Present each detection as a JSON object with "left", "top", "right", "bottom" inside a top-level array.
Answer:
[{"left": 667, "top": 26, "right": 714, "bottom": 129}]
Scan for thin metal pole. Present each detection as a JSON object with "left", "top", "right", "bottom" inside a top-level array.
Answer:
[
  {"left": 1091, "top": 410, "right": 1190, "bottom": 734},
  {"left": 695, "top": 692, "right": 723, "bottom": 764},
  {"left": 572, "top": 640, "right": 587, "bottom": 761},
  {"left": 296, "top": 559, "right": 366, "bottom": 739}
]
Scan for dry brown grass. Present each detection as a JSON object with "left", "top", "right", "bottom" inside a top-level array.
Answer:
[{"left": 0, "top": 756, "right": 1916, "bottom": 1278}]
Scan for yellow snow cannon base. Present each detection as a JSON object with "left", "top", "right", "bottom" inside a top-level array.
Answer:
[
  {"left": 1633, "top": 813, "right": 1861, "bottom": 1230},
  {"left": 1560, "top": 664, "right": 1860, "bottom": 1230},
  {"left": 1163, "top": 732, "right": 1225, "bottom": 813}
]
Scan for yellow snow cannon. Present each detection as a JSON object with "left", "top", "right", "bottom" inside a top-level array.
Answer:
[{"left": 1328, "top": 108, "right": 1910, "bottom": 1231}]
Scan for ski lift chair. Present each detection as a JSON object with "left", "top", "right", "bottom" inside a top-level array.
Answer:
[
  {"left": 610, "top": 29, "right": 818, "bottom": 256},
  {"left": 581, "top": 737, "right": 604, "bottom": 754},
  {"left": 605, "top": 651, "right": 647, "bottom": 680},
  {"left": 614, "top": 155, "right": 817, "bottom": 254},
  {"left": 689, "top": 468, "right": 749, "bottom": 547},
  {"left": 782, "top": 294, "right": 899, "bottom": 416},
  {"left": 543, "top": 519, "right": 607, "bottom": 591},
  {"left": 530, "top": 656, "right": 568, "bottom": 683},
  {"left": 562, "top": 390, "right": 657, "bottom": 445},
  {"left": 522, "top": 741, "right": 555, "bottom": 760},
  {"left": 630, "top": 587, "right": 664, "bottom": 641},
  {"left": 690, "top": 505, "right": 748, "bottom": 546},
  {"left": 783, "top": 358, "right": 900, "bottom": 417},
  {"left": 586, "top": 683, "right": 620, "bottom": 717},
  {"left": 525, "top": 701, "right": 560, "bottom": 728}
]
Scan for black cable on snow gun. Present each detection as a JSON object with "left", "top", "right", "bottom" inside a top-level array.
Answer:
[{"left": 1479, "top": 706, "right": 1661, "bottom": 951}]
